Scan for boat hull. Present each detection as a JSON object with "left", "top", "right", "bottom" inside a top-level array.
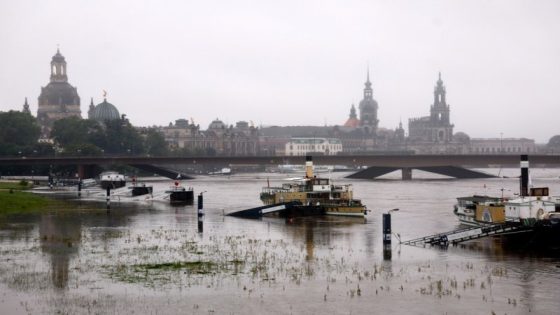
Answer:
[
  {"left": 100, "top": 180, "right": 126, "bottom": 190},
  {"left": 131, "top": 186, "right": 153, "bottom": 196},
  {"left": 169, "top": 190, "right": 194, "bottom": 204}
]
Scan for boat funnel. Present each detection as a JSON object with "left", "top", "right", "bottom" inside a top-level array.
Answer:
[
  {"left": 520, "top": 154, "right": 529, "bottom": 197},
  {"left": 305, "top": 155, "right": 314, "bottom": 178}
]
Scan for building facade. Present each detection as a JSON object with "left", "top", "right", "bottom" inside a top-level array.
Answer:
[
  {"left": 37, "top": 49, "right": 81, "bottom": 137},
  {"left": 408, "top": 73, "right": 454, "bottom": 144},
  {"left": 468, "top": 138, "right": 536, "bottom": 154},
  {"left": 160, "top": 119, "right": 259, "bottom": 156},
  {"left": 283, "top": 138, "right": 343, "bottom": 156}
]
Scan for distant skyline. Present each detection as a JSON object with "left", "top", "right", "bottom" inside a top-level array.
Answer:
[{"left": 1, "top": 0, "right": 559, "bottom": 142}]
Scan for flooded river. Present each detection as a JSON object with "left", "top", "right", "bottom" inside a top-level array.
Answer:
[{"left": 1, "top": 169, "right": 559, "bottom": 314}]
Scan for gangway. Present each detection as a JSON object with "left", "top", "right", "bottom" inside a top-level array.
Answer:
[
  {"left": 226, "top": 201, "right": 302, "bottom": 218},
  {"left": 401, "top": 223, "right": 532, "bottom": 246}
]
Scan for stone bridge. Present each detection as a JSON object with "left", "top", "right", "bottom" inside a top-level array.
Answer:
[{"left": 1, "top": 154, "right": 559, "bottom": 180}]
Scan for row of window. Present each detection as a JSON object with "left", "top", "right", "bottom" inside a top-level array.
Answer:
[
  {"left": 288, "top": 144, "right": 342, "bottom": 150},
  {"left": 469, "top": 147, "right": 532, "bottom": 153}
]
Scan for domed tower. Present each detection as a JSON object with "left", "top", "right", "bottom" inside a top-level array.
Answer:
[
  {"left": 358, "top": 69, "right": 379, "bottom": 135},
  {"left": 89, "top": 97, "right": 121, "bottom": 123},
  {"left": 37, "top": 49, "right": 81, "bottom": 137}
]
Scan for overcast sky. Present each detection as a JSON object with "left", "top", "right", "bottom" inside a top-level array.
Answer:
[{"left": 1, "top": 0, "right": 559, "bottom": 142}]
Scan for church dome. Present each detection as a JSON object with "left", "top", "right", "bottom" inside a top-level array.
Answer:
[
  {"left": 89, "top": 99, "right": 120, "bottom": 122},
  {"left": 208, "top": 118, "right": 226, "bottom": 130},
  {"left": 39, "top": 82, "right": 80, "bottom": 106}
]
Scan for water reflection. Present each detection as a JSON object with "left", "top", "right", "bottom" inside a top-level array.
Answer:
[
  {"left": 39, "top": 214, "right": 81, "bottom": 289},
  {"left": 36, "top": 203, "right": 145, "bottom": 289}
]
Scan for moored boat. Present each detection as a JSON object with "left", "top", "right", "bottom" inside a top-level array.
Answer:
[
  {"left": 128, "top": 177, "right": 153, "bottom": 196},
  {"left": 165, "top": 180, "right": 194, "bottom": 204},
  {"left": 453, "top": 155, "right": 560, "bottom": 244},
  {"left": 99, "top": 171, "right": 126, "bottom": 189},
  {"left": 454, "top": 195, "right": 503, "bottom": 227},
  {"left": 259, "top": 156, "right": 367, "bottom": 217}
]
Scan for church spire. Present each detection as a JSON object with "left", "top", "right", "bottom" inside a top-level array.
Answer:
[
  {"left": 434, "top": 72, "right": 446, "bottom": 106},
  {"left": 349, "top": 104, "right": 357, "bottom": 119},
  {"left": 363, "top": 67, "right": 372, "bottom": 99},
  {"left": 22, "top": 97, "right": 31, "bottom": 114}
]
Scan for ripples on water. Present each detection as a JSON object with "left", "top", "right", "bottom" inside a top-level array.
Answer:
[{"left": 0, "top": 168, "right": 559, "bottom": 314}]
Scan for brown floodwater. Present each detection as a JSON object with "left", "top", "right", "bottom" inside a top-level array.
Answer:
[{"left": 1, "top": 168, "right": 559, "bottom": 314}]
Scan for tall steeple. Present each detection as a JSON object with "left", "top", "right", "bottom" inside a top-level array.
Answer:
[
  {"left": 88, "top": 97, "right": 95, "bottom": 119},
  {"left": 434, "top": 71, "right": 446, "bottom": 106},
  {"left": 50, "top": 48, "right": 68, "bottom": 83},
  {"left": 431, "top": 72, "right": 449, "bottom": 123},
  {"left": 349, "top": 104, "right": 357, "bottom": 119},
  {"left": 364, "top": 67, "right": 372, "bottom": 99},
  {"left": 358, "top": 66, "right": 379, "bottom": 134},
  {"left": 22, "top": 97, "right": 31, "bottom": 114}
]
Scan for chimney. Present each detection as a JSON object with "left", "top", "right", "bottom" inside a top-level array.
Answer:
[
  {"left": 520, "top": 155, "right": 529, "bottom": 197},
  {"left": 305, "top": 155, "right": 314, "bottom": 178}
]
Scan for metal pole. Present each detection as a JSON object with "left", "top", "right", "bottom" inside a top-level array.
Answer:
[
  {"left": 382, "top": 208, "right": 398, "bottom": 260},
  {"left": 382, "top": 213, "right": 392, "bottom": 245},
  {"left": 197, "top": 192, "right": 204, "bottom": 233},
  {"left": 106, "top": 187, "right": 111, "bottom": 210},
  {"left": 197, "top": 193, "right": 204, "bottom": 216}
]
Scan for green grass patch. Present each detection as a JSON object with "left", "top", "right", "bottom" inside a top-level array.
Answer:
[
  {"left": 105, "top": 259, "right": 247, "bottom": 285},
  {"left": 137, "top": 261, "right": 217, "bottom": 273},
  {"left": 0, "top": 180, "right": 33, "bottom": 191},
  {"left": 0, "top": 190, "right": 62, "bottom": 216}
]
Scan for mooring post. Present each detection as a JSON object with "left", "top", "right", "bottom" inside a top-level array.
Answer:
[
  {"left": 197, "top": 192, "right": 205, "bottom": 233},
  {"left": 383, "top": 208, "right": 398, "bottom": 260},
  {"left": 198, "top": 192, "right": 204, "bottom": 216},
  {"left": 106, "top": 186, "right": 111, "bottom": 211}
]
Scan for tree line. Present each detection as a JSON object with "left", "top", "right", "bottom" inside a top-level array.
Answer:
[{"left": 0, "top": 111, "right": 213, "bottom": 176}]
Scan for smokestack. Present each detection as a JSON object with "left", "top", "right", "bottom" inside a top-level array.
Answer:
[
  {"left": 520, "top": 154, "right": 529, "bottom": 197},
  {"left": 305, "top": 155, "right": 314, "bottom": 178}
]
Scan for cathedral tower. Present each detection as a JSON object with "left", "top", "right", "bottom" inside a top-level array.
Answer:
[
  {"left": 358, "top": 69, "right": 379, "bottom": 134},
  {"left": 430, "top": 72, "right": 450, "bottom": 125}
]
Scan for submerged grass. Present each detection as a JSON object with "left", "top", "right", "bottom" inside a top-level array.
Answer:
[
  {"left": 105, "top": 260, "right": 244, "bottom": 285},
  {"left": 138, "top": 261, "right": 217, "bottom": 273},
  {"left": 0, "top": 190, "right": 63, "bottom": 216}
]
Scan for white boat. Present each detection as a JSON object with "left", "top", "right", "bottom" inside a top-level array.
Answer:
[
  {"left": 208, "top": 167, "right": 232, "bottom": 175},
  {"left": 99, "top": 171, "right": 126, "bottom": 189}
]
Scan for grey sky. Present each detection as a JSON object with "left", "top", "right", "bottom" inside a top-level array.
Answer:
[{"left": 1, "top": 0, "right": 559, "bottom": 142}]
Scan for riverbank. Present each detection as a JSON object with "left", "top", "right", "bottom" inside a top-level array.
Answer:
[{"left": 0, "top": 181, "right": 62, "bottom": 216}]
